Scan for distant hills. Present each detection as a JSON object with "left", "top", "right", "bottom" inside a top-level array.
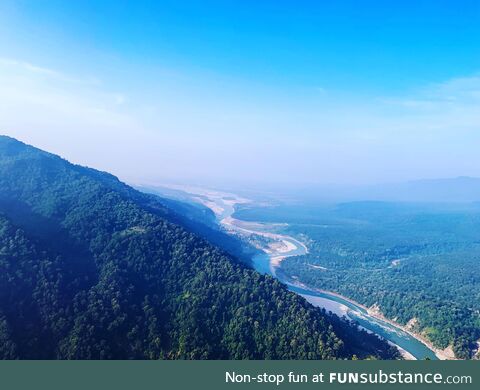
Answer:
[
  {"left": 365, "top": 177, "right": 480, "bottom": 203},
  {"left": 272, "top": 177, "right": 480, "bottom": 204},
  {"left": 0, "top": 135, "right": 398, "bottom": 359}
]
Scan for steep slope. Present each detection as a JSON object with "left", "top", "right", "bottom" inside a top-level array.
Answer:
[{"left": 0, "top": 135, "right": 399, "bottom": 359}]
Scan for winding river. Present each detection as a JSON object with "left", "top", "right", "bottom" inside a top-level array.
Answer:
[{"left": 175, "top": 186, "right": 440, "bottom": 360}]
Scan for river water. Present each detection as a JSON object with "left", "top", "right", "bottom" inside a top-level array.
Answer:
[
  {"left": 252, "top": 250, "right": 438, "bottom": 360},
  {"left": 215, "top": 197, "right": 438, "bottom": 360}
]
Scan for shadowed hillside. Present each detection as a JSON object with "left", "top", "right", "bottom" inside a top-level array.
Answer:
[{"left": 0, "top": 136, "right": 399, "bottom": 360}]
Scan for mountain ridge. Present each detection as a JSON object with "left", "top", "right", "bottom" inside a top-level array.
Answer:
[{"left": 0, "top": 135, "right": 399, "bottom": 359}]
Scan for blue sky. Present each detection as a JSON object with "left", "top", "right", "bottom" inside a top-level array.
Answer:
[{"left": 1, "top": 1, "right": 479, "bottom": 186}]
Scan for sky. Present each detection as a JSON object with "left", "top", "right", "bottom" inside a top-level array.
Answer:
[{"left": 0, "top": 0, "right": 479, "bottom": 188}]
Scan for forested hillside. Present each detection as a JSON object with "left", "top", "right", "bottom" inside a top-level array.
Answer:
[
  {"left": 0, "top": 136, "right": 399, "bottom": 360},
  {"left": 235, "top": 202, "right": 480, "bottom": 359}
]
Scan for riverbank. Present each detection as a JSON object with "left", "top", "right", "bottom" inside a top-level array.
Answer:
[
  {"left": 223, "top": 204, "right": 451, "bottom": 360},
  {"left": 162, "top": 185, "right": 443, "bottom": 360},
  {"left": 287, "top": 280, "right": 453, "bottom": 360},
  {"left": 367, "top": 304, "right": 455, "bottom": 360},
  {"left": 222, "top": 195, "right": 455, "bottom": 360},
  {"left": 296, "top": 285, "right": 415, "bottom": 360},
  {"left": 221, "top": 195, "right": 451, "bottom": 360}
]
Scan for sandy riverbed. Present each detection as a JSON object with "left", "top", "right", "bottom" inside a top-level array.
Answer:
[{"left": 159, "top": 184, "right": 451, "bottom": 360}]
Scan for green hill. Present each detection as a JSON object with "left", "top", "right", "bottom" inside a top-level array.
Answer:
[{"left": 0, "top": 135, "right": 399, "bottom": 359}]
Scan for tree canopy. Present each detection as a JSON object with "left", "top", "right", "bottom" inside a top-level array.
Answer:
[{"left": 0, "top": 136, "right": 399, "bottom": 360}]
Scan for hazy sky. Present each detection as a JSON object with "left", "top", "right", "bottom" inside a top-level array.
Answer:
[{"left": 1, "top": 1, "right": 479, "bottom": 187}]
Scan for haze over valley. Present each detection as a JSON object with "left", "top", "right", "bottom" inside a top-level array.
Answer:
[{"left": 1, "top": 1, "right": 479, "bottom": 360}]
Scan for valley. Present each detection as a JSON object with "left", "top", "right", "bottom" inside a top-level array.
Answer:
[
  {"left": 162, "top": 185, "right": 447, "bottom": 360},
  {"left": 235, "top": 200, "right": 480, "bottom": 360},
  {"left": 0, "top": 136, "right": 400, "bottom": 360}
]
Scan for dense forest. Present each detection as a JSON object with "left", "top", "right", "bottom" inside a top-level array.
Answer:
[
  {"left": 235, "top": 202, "right": 480, "bottom": 359},
  {"left": 0, "top": 136, "right": 399, "bottom": 360}
]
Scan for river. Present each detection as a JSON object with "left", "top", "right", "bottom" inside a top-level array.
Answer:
[
  {"left": 252, "top": 250, "right": 438, "bottom": 359},
  {"left": 169, "top": 185, "right": 439, "bottom": 360}
]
